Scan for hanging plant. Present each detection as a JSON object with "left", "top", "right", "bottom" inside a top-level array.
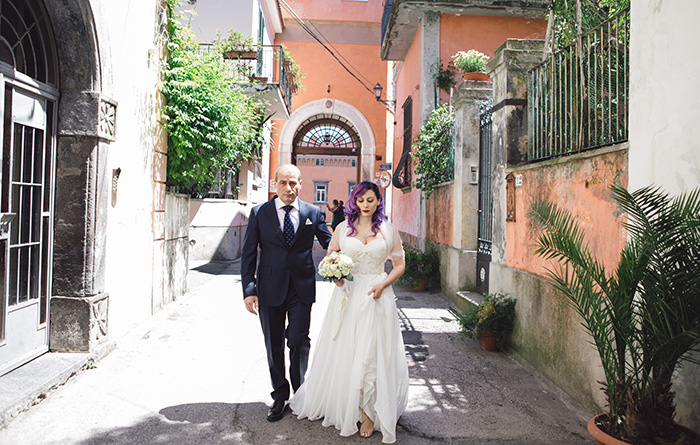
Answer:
[
  {"left": 411, "top": 104, "right": 455, "bottom": 198},
  {"left": 278, "top": 44, "right": 306, "bottom": 92}
]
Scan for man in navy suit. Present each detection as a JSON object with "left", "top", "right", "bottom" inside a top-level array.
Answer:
[{"left": 241, "top": 164, "right": 333, "bottom": 422}]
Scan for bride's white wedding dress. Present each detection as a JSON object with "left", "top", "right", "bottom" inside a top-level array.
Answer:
[{"left": 290, "top": 220, "right": 409, "bottom": 444}]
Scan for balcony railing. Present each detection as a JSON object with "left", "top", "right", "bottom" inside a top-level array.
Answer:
[
  {"left": 199, "top": 44, "right": 294, "bottom": 115},
  {"left": 528, "top": 8, "right": 629, "bottom": 162}
]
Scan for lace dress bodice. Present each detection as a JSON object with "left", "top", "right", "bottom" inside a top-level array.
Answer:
[
  {"left": 340, "top": 237, "right": 388, "bottom": 275},
  {"left": 331, "top": 221, "right": 404, "bottom": 276}
]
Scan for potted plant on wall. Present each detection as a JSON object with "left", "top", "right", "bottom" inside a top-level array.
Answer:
[
  {"left": 451, "top": 49, "right": 490, "bottom": 81},
  {"left": 457, "top": 293, "right": 516, "bottom": 351},
  {"left": 528, "top": 184, "right": 700, "bottom": 444},
  {"left": 400, "top": 244, "right": 440, "bottom": 291},
  {"left": 435, "top": 60, "right": 458, "bottom": 93},
  {"left": 220, "top": 30, "right": 257, "bottom": 60}
]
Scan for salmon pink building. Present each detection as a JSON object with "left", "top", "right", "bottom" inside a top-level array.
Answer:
[
  {"left": 380, "top": 0, "right": 547, "bottom": 248},
  {"left": 265, "top": 0, "right": 389, "bottom": 202}
]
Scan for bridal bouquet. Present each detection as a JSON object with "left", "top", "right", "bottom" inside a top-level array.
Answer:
[{"left": 318, "top": 251, "right": 354, "bottom": 282}]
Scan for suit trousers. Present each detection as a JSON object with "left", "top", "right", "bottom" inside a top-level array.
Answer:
[{"left": 258, "top": 281, "right": 312, "bottom": 402}]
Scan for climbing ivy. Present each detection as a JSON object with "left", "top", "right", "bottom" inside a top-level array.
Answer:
[
  {"left": 411, "top": 104, "right": 455, "bottom": 198},
  {"left": 162, "top": 0, "right": 269, "bottom": 195}
]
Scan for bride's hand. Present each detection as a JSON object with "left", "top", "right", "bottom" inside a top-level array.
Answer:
[
  {"left": 333, "top": 278, "right": 344, "bottom": 287},
  {"left": 368, "top": 284, "right": 385, "bottom": 299}
]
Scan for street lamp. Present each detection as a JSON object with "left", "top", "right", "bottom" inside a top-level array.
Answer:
[{"left": 373, "top": 82, "right": 395, "bottom": 107}]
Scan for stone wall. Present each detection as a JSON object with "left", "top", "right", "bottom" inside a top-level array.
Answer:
[
  {"left": 163, "top": 193, "right": 189, "bottom": 307},
  {"left": 189, "top": 199, "right": 251, "bottom": 261}
]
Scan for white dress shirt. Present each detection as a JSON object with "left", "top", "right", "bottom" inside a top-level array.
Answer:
[{"left": 275, "top": 197, "right": 299, "bottom": 232}]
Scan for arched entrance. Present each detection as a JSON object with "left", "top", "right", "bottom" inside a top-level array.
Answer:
[
  {"left": 292, "top": 113, "right": 363, "bottom": 210},
  {"left": 0, "top": 0, "right": 59, "bottom": 375},
  {"left": 1, "top": 0, "right": 118, "bottom": 374},
  {"left": 278, "top": 99, "right": 376, "bottom": 182}
]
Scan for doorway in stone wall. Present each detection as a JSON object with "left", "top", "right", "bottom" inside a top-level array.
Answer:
[
  {"left": 0, "top": 0, "right": 59, "bottom": 375},
  {"left": 476, "top": 100, "right": 493, "bottom": 295}
]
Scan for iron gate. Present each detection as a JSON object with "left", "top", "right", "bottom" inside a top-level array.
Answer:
[{"left": 476, "top": 99, "right": 493, "bottom": 295}]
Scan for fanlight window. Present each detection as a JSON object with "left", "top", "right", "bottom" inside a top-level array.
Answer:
[
  {"left": 293, "top": 114, "right": 361, "bottom": 154},
  {"left": 0, "top": 0, "right": 59, "bottom": 86}
]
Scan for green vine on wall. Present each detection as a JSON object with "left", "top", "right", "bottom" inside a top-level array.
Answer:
[
  {"left": 411, "top": 104, "right": 455, "bottom": 198},
  {"left": 162, "top": 0, "right": 269, "bottom": 195}
]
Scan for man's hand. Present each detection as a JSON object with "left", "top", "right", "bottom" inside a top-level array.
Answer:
[{"left": 244, "top": 295, "right": 259, "bottom": 315}]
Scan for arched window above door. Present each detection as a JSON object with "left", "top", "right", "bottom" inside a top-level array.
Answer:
[
  {"left": 293, "top": 114, "right": 361, "bottom": 156},
  {"left": 0, "top": 0, "right": 59, "bottom": 86}
]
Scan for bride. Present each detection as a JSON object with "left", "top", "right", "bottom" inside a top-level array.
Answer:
[{"left": 290, "top": 181, "right": 409, "bottom": 444}]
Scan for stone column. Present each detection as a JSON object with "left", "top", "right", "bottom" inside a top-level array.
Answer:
[
  {"left": 420, "top": 11, "right": 440, "bottom": 125},
  {"left": 417, "top": 11, "right": 441, "bottom": 248},
  {"left": 486, "top": 39, "right": 544, "bottom": 266},
  {"left": 50, "top": 91, "right": 117, "bottom": 352}
]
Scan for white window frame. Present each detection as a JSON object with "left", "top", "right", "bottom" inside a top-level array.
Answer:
[{"left": 314, "top": 181, "right": 329, "bottom": 204}]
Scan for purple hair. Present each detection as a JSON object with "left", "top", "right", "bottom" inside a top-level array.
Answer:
[{"left": 345, "top": 181, "right": 387, "bottom": 236}]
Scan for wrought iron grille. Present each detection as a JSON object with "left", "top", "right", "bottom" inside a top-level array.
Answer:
[
  {"left": 393, "top": 96, "right": 412, "bottom": 189},
  {"left": 528, "top": 8, "right": 629, "bottom": 162},
  {"left": 478, "top": 99, "right": 493, "bottom": 256}
]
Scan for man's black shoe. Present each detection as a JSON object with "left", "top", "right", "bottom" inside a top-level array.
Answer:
[{"left": 267, "top": 400, "right": 286, "bottom": 422}]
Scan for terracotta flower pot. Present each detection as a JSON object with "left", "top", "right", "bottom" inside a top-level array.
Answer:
[
  {"left": 412, "top": 277, "right": 427, "bottom": 291},
  {"left": 478, "top": 331, "right": 498, "bottom": 351},
  {"left": 223, "top": 50, "right": 257, "bottom": 60},
  {"left": 587, "top": 416, "right": 631, "bottom": 445},
  {"left": 462, "top": 72, "right": 490, "bottom": 81},
  {"left": 587, "top": 414, "right": 700, "bottom": 445}
]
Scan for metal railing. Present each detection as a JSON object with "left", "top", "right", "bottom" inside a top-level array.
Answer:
[
  {"left": 528, "top": 8, "right": 629, "bottom": 161},
  {"left": 198, "top": 44, "right": 293, "bottom": 113}
]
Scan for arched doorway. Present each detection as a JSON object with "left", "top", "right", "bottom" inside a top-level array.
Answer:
[
  {"left": 0, "top": 0, "right": 59, "bottom": 375},
  {"left": 1, "top": 0, "right": 118, "bottom": 373},
  {"left": 292, "top": 113, "right": 362, "bottom": 212},
  {"left": 278, "top": 99, "right": 376, "bottom": 182}
]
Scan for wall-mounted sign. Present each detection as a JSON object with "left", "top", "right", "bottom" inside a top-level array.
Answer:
[{"left": 379, "top": 163, "right": 392, "bottom": 171}]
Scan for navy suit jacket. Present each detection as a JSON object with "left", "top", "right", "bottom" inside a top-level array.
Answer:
[{"left": 241, "top": 197, "right": 332, "bottom": 306}]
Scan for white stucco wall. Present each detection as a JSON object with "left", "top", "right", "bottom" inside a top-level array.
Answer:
[
  {"left": 629, "top": 1, "right": 700, "bottom": 195},
  {"left": 94, "top": 0, "right": 162, "bottom": 338},
  {"left": 629, "top": 1, "right": 700, "bottom": 431}
]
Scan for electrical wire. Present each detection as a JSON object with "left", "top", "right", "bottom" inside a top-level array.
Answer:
[
  {"left": 284, "top": 0, "right": 374, "bottom": 86},
  {"left": 277, "top": 0, "right": 378, "bottom": 98}
]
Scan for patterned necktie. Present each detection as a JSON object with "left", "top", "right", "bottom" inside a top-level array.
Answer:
[{"left": 282, "top": 205, "right": 295, "bottom": 246}]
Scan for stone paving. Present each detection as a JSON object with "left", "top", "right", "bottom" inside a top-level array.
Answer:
[{"left": 0, "top": 243, "right": 592, "bottom": 444}]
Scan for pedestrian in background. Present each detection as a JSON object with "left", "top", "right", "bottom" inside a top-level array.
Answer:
[{"left": 327, "top": 199, "right": 344, "bottom": 231}]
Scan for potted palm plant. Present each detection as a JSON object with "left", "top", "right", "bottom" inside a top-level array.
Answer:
[
  {"left": 457, "top": 293, "right": 516, "bottom": 351},
  {"left": 528, "top": 184, "right": 700, "bottom": 444},
  {"left": 451, "top": 49, "right": 490, "bottom": 81}
]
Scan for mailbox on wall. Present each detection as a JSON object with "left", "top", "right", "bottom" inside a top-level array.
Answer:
[{"left": 0, "top": 213, "right": 15, "bottom": 237}]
